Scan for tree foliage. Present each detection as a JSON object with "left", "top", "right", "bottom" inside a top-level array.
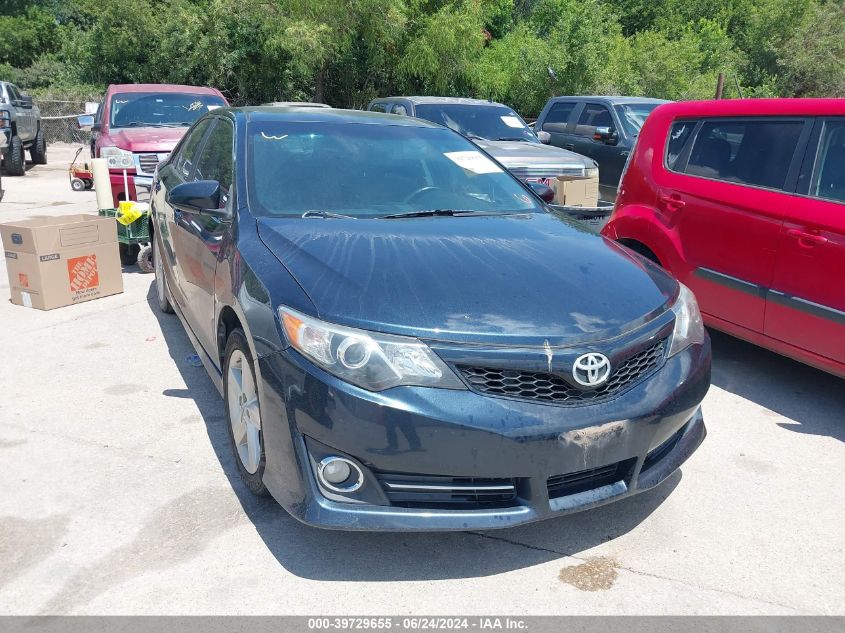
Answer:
[{"left": 1, "top": 0, "right": 843, "bottom": 115}]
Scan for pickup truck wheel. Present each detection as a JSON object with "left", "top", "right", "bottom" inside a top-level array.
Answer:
[
  {"left": 4, "top": 135, "right": 25, "bottom": 176},
  {"left": 30, "top": 128, "right": 47, "bottom": 165}
]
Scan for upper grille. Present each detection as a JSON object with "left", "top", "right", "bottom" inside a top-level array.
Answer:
[
  {"left": 547, "top": 458, "right": 635, "bottom": 500},
  {"left": 137, "top": 153, "right": 164, "bottom": 175},
  {"left": 457, "top": 338, "right": 667, "bottom": 406},
  {"left": 375, "top": 471, "right": 517, "bottom": 509},
  {"left": 509, "top": 166, "right": 585, "bottom": 181}
]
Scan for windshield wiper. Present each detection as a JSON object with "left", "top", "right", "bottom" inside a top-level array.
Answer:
[
  {"left": 301, "top": 210, "right": 357, "bottom": 219},
  {"left": 379, "top": 209, "right": 513, "bottom": 219},
  {"left": 495, "top": 137, "right": 529, "bottom": 142}
]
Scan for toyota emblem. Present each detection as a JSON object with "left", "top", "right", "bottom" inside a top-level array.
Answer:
[{"left": 572, "top": 353, "right": 611, "bottom": 387}]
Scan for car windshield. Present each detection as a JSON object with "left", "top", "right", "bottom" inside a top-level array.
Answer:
[
  {"left": 614, "top": 103, "right": 661, "bottom": 137},
  {"left": 110, "top": 92, "right": 226, "bottom": 129},
  {"left": 247, "top": 121, "right": 544, "bottom": 218},
  {"left": 413, "top": 104, "right": 537, "bottom": 143}
]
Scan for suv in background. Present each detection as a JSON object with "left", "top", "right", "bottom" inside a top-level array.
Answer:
[
  {"left": 368, "top": 96, "right": 598, "bottom": 188},
  {"left": 78, "top": 83, "right": 227, "bottom": 207},
  {"left": 602, "top": 98, "right": 845, "bottom": 378},
  {"left": 0, "top": 81, "right": 46, "bottom": 176},
  {"left": 535, "top": 96, "right": 668, "bottom": 201}
]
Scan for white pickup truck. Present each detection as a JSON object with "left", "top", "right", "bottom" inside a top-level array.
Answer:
[{"left": 1, "top": 81, "right": 46, "bottom": 176}]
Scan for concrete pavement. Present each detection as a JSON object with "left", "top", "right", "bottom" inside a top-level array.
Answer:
[{"left": 0, "top": 145, "right": 843, "bottom": 615}]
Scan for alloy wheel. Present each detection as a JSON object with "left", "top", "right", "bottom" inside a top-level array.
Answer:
[{"left": 227, "top": 349, "right": 262, "bottom": 474}]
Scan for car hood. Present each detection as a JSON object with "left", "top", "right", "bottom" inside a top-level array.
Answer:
[
  {"left": 102, "top": 126, "right": 188, "bottom": 153},
  {"left": 257, "top": 212, "right": 675, "bottom": 345},
  {"left": 473, "top": 139, "right": 594, "bottom": 172}
]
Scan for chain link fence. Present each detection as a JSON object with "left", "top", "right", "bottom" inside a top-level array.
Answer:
[{"left": 36, "top": 99, "right": 93, "bottom": 145}]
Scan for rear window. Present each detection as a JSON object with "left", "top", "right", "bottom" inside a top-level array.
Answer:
[
  {"left": 669, "top": 118, "right": 805, "bottom": 191},
  {"left": 809, "top": 119, "right": 845, "bottom": 204}
]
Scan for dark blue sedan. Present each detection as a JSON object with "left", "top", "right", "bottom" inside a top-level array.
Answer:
[{"left": 150, "top": 107, "right": 710, "bottom": 531}]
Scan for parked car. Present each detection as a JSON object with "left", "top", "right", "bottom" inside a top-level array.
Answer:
[
  {"left": 78, "top": 83, "right": 227, "bottom": 208},
  {"left": 150, "top": 106, "right": 710, "bottom": 530},
  {"left": 367, "top": 96, "right": 599, "bottom": 188},
  {"left": 0, "top": 81, "right": 46, "bottom": 176},
  {"left": 535, "top": 96, "right": 668, "bottom": 201},
  {"left": 602, "top": 98, "right": 845, "bottom": 379}
]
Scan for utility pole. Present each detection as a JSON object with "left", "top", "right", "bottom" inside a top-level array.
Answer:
[{"left": 715, "top": 73, "right": 725, "bottom": 99}]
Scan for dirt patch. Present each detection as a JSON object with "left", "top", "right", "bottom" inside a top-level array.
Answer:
[{"left": 558, "top": 556, "right": 619, "bottom": 591}]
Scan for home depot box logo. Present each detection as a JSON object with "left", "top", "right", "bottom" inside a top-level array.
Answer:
[
  {"left": 67, "top": 253, "right": 100, "bottom": 292},
  {"left": 0, "top": 214, "right": 123, "bottom": 310}
]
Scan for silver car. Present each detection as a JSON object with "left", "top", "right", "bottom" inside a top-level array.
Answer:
[{"left": 366, "top": 96, "right": 598, "bottom": 185}]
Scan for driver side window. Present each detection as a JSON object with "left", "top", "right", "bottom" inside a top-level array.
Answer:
[
  {"left": 193, "top": 119, "right": 234, "bottom": 208},
  {"left": 172, "top": 119, "right": 212, "bottom": 180}
]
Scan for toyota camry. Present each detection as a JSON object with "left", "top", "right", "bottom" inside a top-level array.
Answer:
[{"left": 150, "top": 106, "right": 711, "bottom": 530}]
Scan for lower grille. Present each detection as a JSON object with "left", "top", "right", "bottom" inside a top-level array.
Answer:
[
  {"left": 375, "top": 472, "right": 517, "bottom": 509},
  {"left": 457, "top": 338, "right": 667, "bottom": 406},
  {"left": 547, "top": 459, "right": 634, "bottom": 500}
]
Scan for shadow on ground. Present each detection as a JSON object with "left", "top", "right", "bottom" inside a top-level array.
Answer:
[
  {"left": 709, "top": 330, "right": 844, "bottom": 443},
  {"left": 146, "top": 282, "right": 682, "bottom": 582}
]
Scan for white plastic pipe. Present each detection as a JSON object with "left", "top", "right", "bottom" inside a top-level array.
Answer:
[{"left": 91, "top": 158, "right": 113, "bottom": 210}]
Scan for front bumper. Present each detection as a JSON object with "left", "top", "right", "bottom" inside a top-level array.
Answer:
[{"left": 257, "top": 337, "right": 710, "bottom": 531}]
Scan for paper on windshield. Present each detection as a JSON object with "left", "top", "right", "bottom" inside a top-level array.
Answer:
[
  {"left": 500, "top": 116, "right": 525, "bottom": 128},
  {"left": 444, "top": 151, "right": 502, "bottom": 174}
]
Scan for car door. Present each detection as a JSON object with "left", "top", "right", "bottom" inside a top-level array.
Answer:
[
  {"left": 155, "top": 117, "right": 214, "bottom": 309},
  {"left": 538, "top": 100, "right": 579, "bottom": 150},
  {"left": 569, "top": 102, "right": 624, "bottom": 199},
  {"left": 8, "top": 84, "right": 34, "bottom": 140},
  {"left": 765, "top": 117, "right": 845, "bottom": 364},
  {"left": 174, "top": 117, "right": 235, "bottom": 357},
  {"left": 660, "top": 116, "right": 812, "bottom": 333}
]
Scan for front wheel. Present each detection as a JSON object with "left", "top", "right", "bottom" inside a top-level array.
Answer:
[
  {"left": 153, "top": 234, "right": 174, "bottom": 313},
  {"left": 224, "top": 329, "right": 269, "bottom": 496},
  {"left": 30, "top": 128, "right": 47, "bottom": 165},
  {"left": 4, "top": 135, "right": 25, "bottom": 176}
]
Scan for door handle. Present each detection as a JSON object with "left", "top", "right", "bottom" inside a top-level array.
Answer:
[
  {"left": 658, "top": 193, "right": 686, "bottom": 211},
  {"left": 564, "top": 144, "right": 575, "bottom": 150},
  {"left": 787, "top": 228, "right": 828, "bottom": 247}
]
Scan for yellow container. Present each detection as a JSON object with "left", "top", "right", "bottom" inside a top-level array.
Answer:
[{"left": 116, "top": 200, "right": 142, "bottom": 226}]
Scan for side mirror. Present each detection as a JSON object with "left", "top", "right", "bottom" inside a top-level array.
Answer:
[
  {"left": 166, "top": 180, "right": 226, "bottom": 217},
  {"left": 17, "top": 95, "right": 33, "bottom": 109},
  {"left": 593, "top": 126, "right": 617, "bottom": 145},
  {"left": 536, "top": 130, "right": 551, "bottom": 145},
  {"left": 527, "top": 181, "right": 555, "bottom": 203},
  {"left": 77, "top": 114, "right": 95, "bottom": 131}
]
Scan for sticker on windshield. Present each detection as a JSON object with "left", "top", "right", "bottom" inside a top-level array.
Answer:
[
  {"left": 500, "top": 116, "right": 525, "bottom": 128},
  {"left": 444, "top": 151, "right": 502, "bottom": 174},
  {"left": 185, "top": 101, "right": 204, "bottom": 112}
]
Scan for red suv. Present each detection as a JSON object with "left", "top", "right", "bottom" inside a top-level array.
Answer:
[
  {"left": 80, "top": 84, "right": 227, "bottom": 207},
  {"left": 602, "top": 99, "right": 844, "bottom": 378}
]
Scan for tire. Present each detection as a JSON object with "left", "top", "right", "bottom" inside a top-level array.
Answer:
[
  {"left": 84, "top": 179, "right": 94, "bottom": 190},
  {"left": 153, "top": 234, "right": 174, "bottom": 313},
  {"left": 30, "top": 128, "right": 47, "bottom": 165},
  {"left": 223, "top": 329, "right": 269, "bottom": 496},
  {"left": 71, "top": 178, "right": 85, "bottom": 192},
  {"left": 4, "top": 135, "right": 25, "bottom": 176},
  {"left": 119, "top": 242, "right": 140, "bottom": 266},
  {"left": 137, "top": 244, "right": 154, "bottom": 273}
]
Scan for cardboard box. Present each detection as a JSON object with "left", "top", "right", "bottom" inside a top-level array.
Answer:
[
  {"left": 1, "top": 214, "right": 123, "bottom": 310},
  {"left": 552, "top": 175, "right": 599, "bottom": 207}
]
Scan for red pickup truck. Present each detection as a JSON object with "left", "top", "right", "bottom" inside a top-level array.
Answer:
[{"left": 79, "top": 84, "right": 227, "bottom": 207}]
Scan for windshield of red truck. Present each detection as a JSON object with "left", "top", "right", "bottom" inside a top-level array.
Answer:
[{"left": 109, "top": 92, "right": 226, "bottom": 129}]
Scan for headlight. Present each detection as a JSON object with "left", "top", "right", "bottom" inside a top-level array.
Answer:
[
  {"left": 585, "top": 166, "right": 599, "bottom": 179},
  {"left": 668, "top": 283, "right": 705, "bottom": 356},
  {"left": 279, "top": 306, "right": 465, "bottom": 391},
  {"left": 0, "top": 111, "right": 10, "bottom": 128},
  {"left": 100, "top": 146, "right": 134, "bottom": 169}
]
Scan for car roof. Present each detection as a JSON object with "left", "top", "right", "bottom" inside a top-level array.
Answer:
[
  {"left": 654, "top": 98, "right": 845, "bottom": 117},
  {"left": 107, "top": 84, "right": 223, "bottom": 95},
  {"left": 551, "top": 95, "right": 670, "bottom": 105},
  {"left": 380, "top": 96, "right": 510, "bottom": 108},
  {"left": 238, "top": 106, "right": 444, "bottom": 128}
]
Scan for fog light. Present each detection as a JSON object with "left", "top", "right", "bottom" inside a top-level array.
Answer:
[{"left": 317, "top": 456, "right": 364, "bottom": 493}]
